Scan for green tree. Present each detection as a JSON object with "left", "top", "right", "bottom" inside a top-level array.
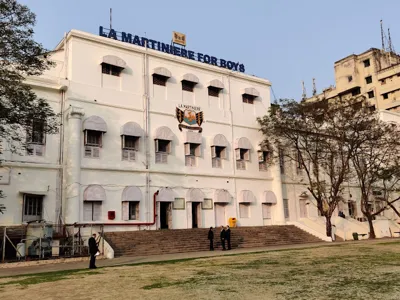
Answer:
[{"left": 0, "top": 0, "right": 58, "bottom": 212}]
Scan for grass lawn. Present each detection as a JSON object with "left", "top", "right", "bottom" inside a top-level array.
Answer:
[{"left": 1, "top": 241, "right": 400, "bottom": 300}]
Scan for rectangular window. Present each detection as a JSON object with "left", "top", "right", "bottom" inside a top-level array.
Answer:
[
  {"left": 202, "top": 199, "right": 213, "bottom": 210},
  {"left": 368, "top": 91, "right": 375, "bottom": 99},
  {"left": 242, "top": 94, "right": 255, "bottom": 104},
  {"left": 29, "top": 120, "right": 45, "bottom": 144},
  {"left": 211, "top": 146, "right": 226, "bottom": 168},
  {"left": 102, "top": 63, "right": 122, "bottom": 76},
  {"left": 155, "top": 139, "right": 170, "bottom": 164},
  {"left": 258, "top": 151, "right": 269, "bottom": 171},
  {"left": 83, "top": 201, "right": 102, "bottom": 221},
  {"left": 156, "top": 139, "right": 171, "bottom": 153},
  {"left": 185, "top": 143, "right": 200, "bottom": 167},
  {"left": 351, "top": 87, "right": 361, "bottom": 96},
  {"left": 122, "top": 136, "right": 139, "bottom": 150},
  {"left": 85, "top": 130, "right": 102, "bottom": 147},
  {"left": 283, "top": 199, "right": 289, "bottom": 218},
  {"left": 262, "top": 204, "right": 272, "bottom": 219},
  {"left": 153, "top": 74, "right": 168, "bottom": 86},
  {"left": 23, "top": 195, "right": 43, "bottom": 222},
  {"left": 182, "top": 80, "right": 196, "bottom": 92},
  {"left": 208, "top": 86, "right": 221, "bottom": 97},
  {"left": 239, "top": 203, "right": 250, "bottom": 218},
  {"left": 235, "top": 148, "right": 249, "bottom": 170},
  {"left": 348, "top": 75, "right": 353, "bottom": 82},
  {"left": 129, "top": 202, "right": 139, "bottom": 220},
  {"left": 363, "top": 59, "right": 370, "bottom": 67},
  {"left": 365, "top": 76, "right": 372, "bottom": 84},
  {"left": 383, "top": 93, "right": 389, "bottom": 100}
]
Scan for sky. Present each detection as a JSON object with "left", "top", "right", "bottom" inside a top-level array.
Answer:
[{"left": 19, "top": 0, "right": 400, "bottom": 101}]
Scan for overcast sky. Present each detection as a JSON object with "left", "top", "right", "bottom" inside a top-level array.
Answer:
[{"left": 19, "top": 0, "right": 400, "bottom": 101}]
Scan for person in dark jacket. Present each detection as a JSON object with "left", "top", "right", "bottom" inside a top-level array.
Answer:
[
  {"left": 88, "top": 233, "right": 99, "bottom": 269},
  {"left": 208, "top": 227, "right": 214, "bottom": 251},
  {"left": 220, "top": 226, "right": 226, "bottom": 251},
  {"left": 226, "top": 225, "right": 231, "bottom": 250}
]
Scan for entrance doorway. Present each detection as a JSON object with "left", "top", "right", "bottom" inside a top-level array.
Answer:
[
  {"left": 160, "top": 202, "right": 172, "bottom": 229},
  {"left": 192, "top": 202, "right": 200, "bottom": 228},
  {"left": 215, "top": 204, "right": 226, "bottom": 227},
  {"left": 299, "top": 199, "right": 308, "bottom": 218}
]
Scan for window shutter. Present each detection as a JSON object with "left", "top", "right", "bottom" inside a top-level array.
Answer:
[
  {"left": 244, "top": 150, "right": 250, "bottom": 161},
  {"left": 35, "top": 145, "right": 43, "bottom": 156},
  {"left": 122, "top": 136, "right": 125, "bottom": 149},
  {"left": 220, "top": 148, "right": 226, "bottom": 159},
  {"left": 239, "top": 203, "right": 249, "bottom": 218},
  {"left": 258, "top": 151, "right": 264, "bottom": 162},
  {"left": 235, "top": 149, "right": 241, "bottom": 161},
  {"left": 99, "top": 133, "right": 103, "bottom": 147},
  {"left": 195, "top": 144, "right": 201, "bottom": 157},
  {"left": 93, "top": 147, "right": 100, "bottom": 158},
  {"left": 83, "top": 202, "right": 93, "bottom": 221},
  {"left": 211, "top": 146, "right": 216, "bottom": 158},
  {"left": 155, "top": 152, "right": 162, "bottom": 163},
  {"left": 129, "top": 150, "right": 136, "bottom": 161},
  {"left": 84, "top": 130, "right": 88, "bottom": 146},
  {"left": 84, "top": 146, "right": 92, "bottom": 157},
  {"left": 122, "top": 201, "right": 129, "bottom": 221},
  {"left": 161, "top": 153, "right": 168, "bottom": 163},
  {"left": 93, "top": 202, "right": 102, "bottom": 221},
  {"left": 122, "top": 149, "right": 129, "bottom": 161},
  {"left": 135, "top": 138, "right": 140, "bottom": 151},
  {"left": 166, "top": 141, "right": 171, "bottom": 153},
  {"left": 155, "top": 139, "right": 159, "bottom": 152},
  {"left": 135, "top": 203, "right": 140, "bottom": 220},
  {"left": 262, "top": 204, "right": 271, "bottom": 219},
  {"left": 184, "top": 143, "right": 191, "bottom": 156}
]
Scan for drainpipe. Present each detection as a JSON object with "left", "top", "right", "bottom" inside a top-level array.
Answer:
[
  {"left": 228, "top": 74, "right": 239, "bottom": 222},
  {"left": 143, "top": 40, "right": 151, "bottom": 227}
]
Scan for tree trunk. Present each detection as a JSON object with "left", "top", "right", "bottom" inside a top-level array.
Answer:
[
  {"left": 367, "top": 215, "right": 376, "bottom": 239},
  {"left": 325, "top": 216, "right": 332, "bottom": 238}
]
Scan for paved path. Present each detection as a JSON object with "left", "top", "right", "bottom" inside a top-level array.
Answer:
[{"left": 0, "top": 239, "right": 396, "bottom": 278}]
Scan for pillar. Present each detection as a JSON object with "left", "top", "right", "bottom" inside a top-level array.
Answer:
[
  {"left": 65, "top": 106, "right": 85, "bottom": 224},
  {"left": 272, "top": 163, "right": 286, "bottom": 225}
]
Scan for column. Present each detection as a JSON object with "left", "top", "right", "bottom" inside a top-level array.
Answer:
[
  {"left": 65, "top": 106, "right": 85, "bottom": 224},
  {"left": 272, "top": 163, "right": 286, "bottom": 225}
]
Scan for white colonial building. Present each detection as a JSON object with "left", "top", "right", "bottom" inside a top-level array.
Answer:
[{"left": 0, "top": 28, "right": 286, "bottom": 232}]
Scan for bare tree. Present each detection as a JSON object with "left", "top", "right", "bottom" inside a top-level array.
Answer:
[
  {"left": 258, "top": 97, "right": 368, "bottom": 237},
  {"left": 349, "top": 113, "right": 400, "bottom": 238}
]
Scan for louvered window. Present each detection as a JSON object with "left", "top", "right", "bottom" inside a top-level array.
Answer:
[
  {"left": 235, "top": 148, "right": 249, "bottom": 170},
  {"left": 208, "top": 86, "right": 221, "bottom": 97},
  {"left": 121, "top": 136, "right": 139, "bottom": 161},
  {"left": 262, "top": 204, "right": 272, "bottom": 219},
  {"left": 182, "top": 80, "right": 196, "bottom": 92},
  {"left": 211, "top": 146, "right": 226, "bottom": 168},
  {"left": 239, "top": 203, "right": 250, "bottom": 218},
  {"left": 153, "top": 74, "right": 168, "bottom": 86},
  {"left": 155, "top": 139, "right": 171, "bottom": 164},
  {"left": 242, "top": 94, "right": 255, "bottom": 104},
  {"left": 102, "top": 63, "right": 122, "bottom": 76},
  {"left": 184, "top": 143, "right": 200, "bottom": 167},
  {"left": 258, "top": 151, "right": 269, "bottom": 171}
]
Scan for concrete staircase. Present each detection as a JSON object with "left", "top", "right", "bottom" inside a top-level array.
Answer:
[{"left": 104, "top": 225, "right": 324, "bottom": 257}]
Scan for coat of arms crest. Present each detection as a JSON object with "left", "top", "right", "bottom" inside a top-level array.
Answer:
[{"left": 176, "top": 105, "right": 204, "bottom": 132}]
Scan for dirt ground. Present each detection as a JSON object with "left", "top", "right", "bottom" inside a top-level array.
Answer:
[{"left": 1, "top": 241, "right": 400, "bottom": 300}]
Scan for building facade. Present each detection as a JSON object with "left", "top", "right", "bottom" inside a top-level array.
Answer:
[
  {"left": 0, "top": 29, "right": 286, "bottom": 232},
  {"left": 307, "top": 48, "right": 400, "bottom": 112}
]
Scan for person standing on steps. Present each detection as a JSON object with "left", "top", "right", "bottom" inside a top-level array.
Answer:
[
  {"left": 208, "top": 227, "right": 214, "bottom": 251},
  {"left": 220, "top": 226, "right": 226, "bottom": 251},
  {"left": 88, "top": 233, "right": 99, "bottom": 269},
  {"left": 226, "top": 225, "right": 231, "bottom": 250}
]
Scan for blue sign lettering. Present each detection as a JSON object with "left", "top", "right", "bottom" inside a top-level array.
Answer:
[{"left": 98, "top": 26, "right": 245, "bottom": 73}]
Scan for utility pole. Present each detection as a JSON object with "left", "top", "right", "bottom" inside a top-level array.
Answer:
[{"left": 110, "top": 8, "right": 112, "bottom": 30}]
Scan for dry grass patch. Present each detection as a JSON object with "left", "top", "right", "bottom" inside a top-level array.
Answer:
[{"left": 1, "top": 241, "right": 400, "bottom": 300}]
